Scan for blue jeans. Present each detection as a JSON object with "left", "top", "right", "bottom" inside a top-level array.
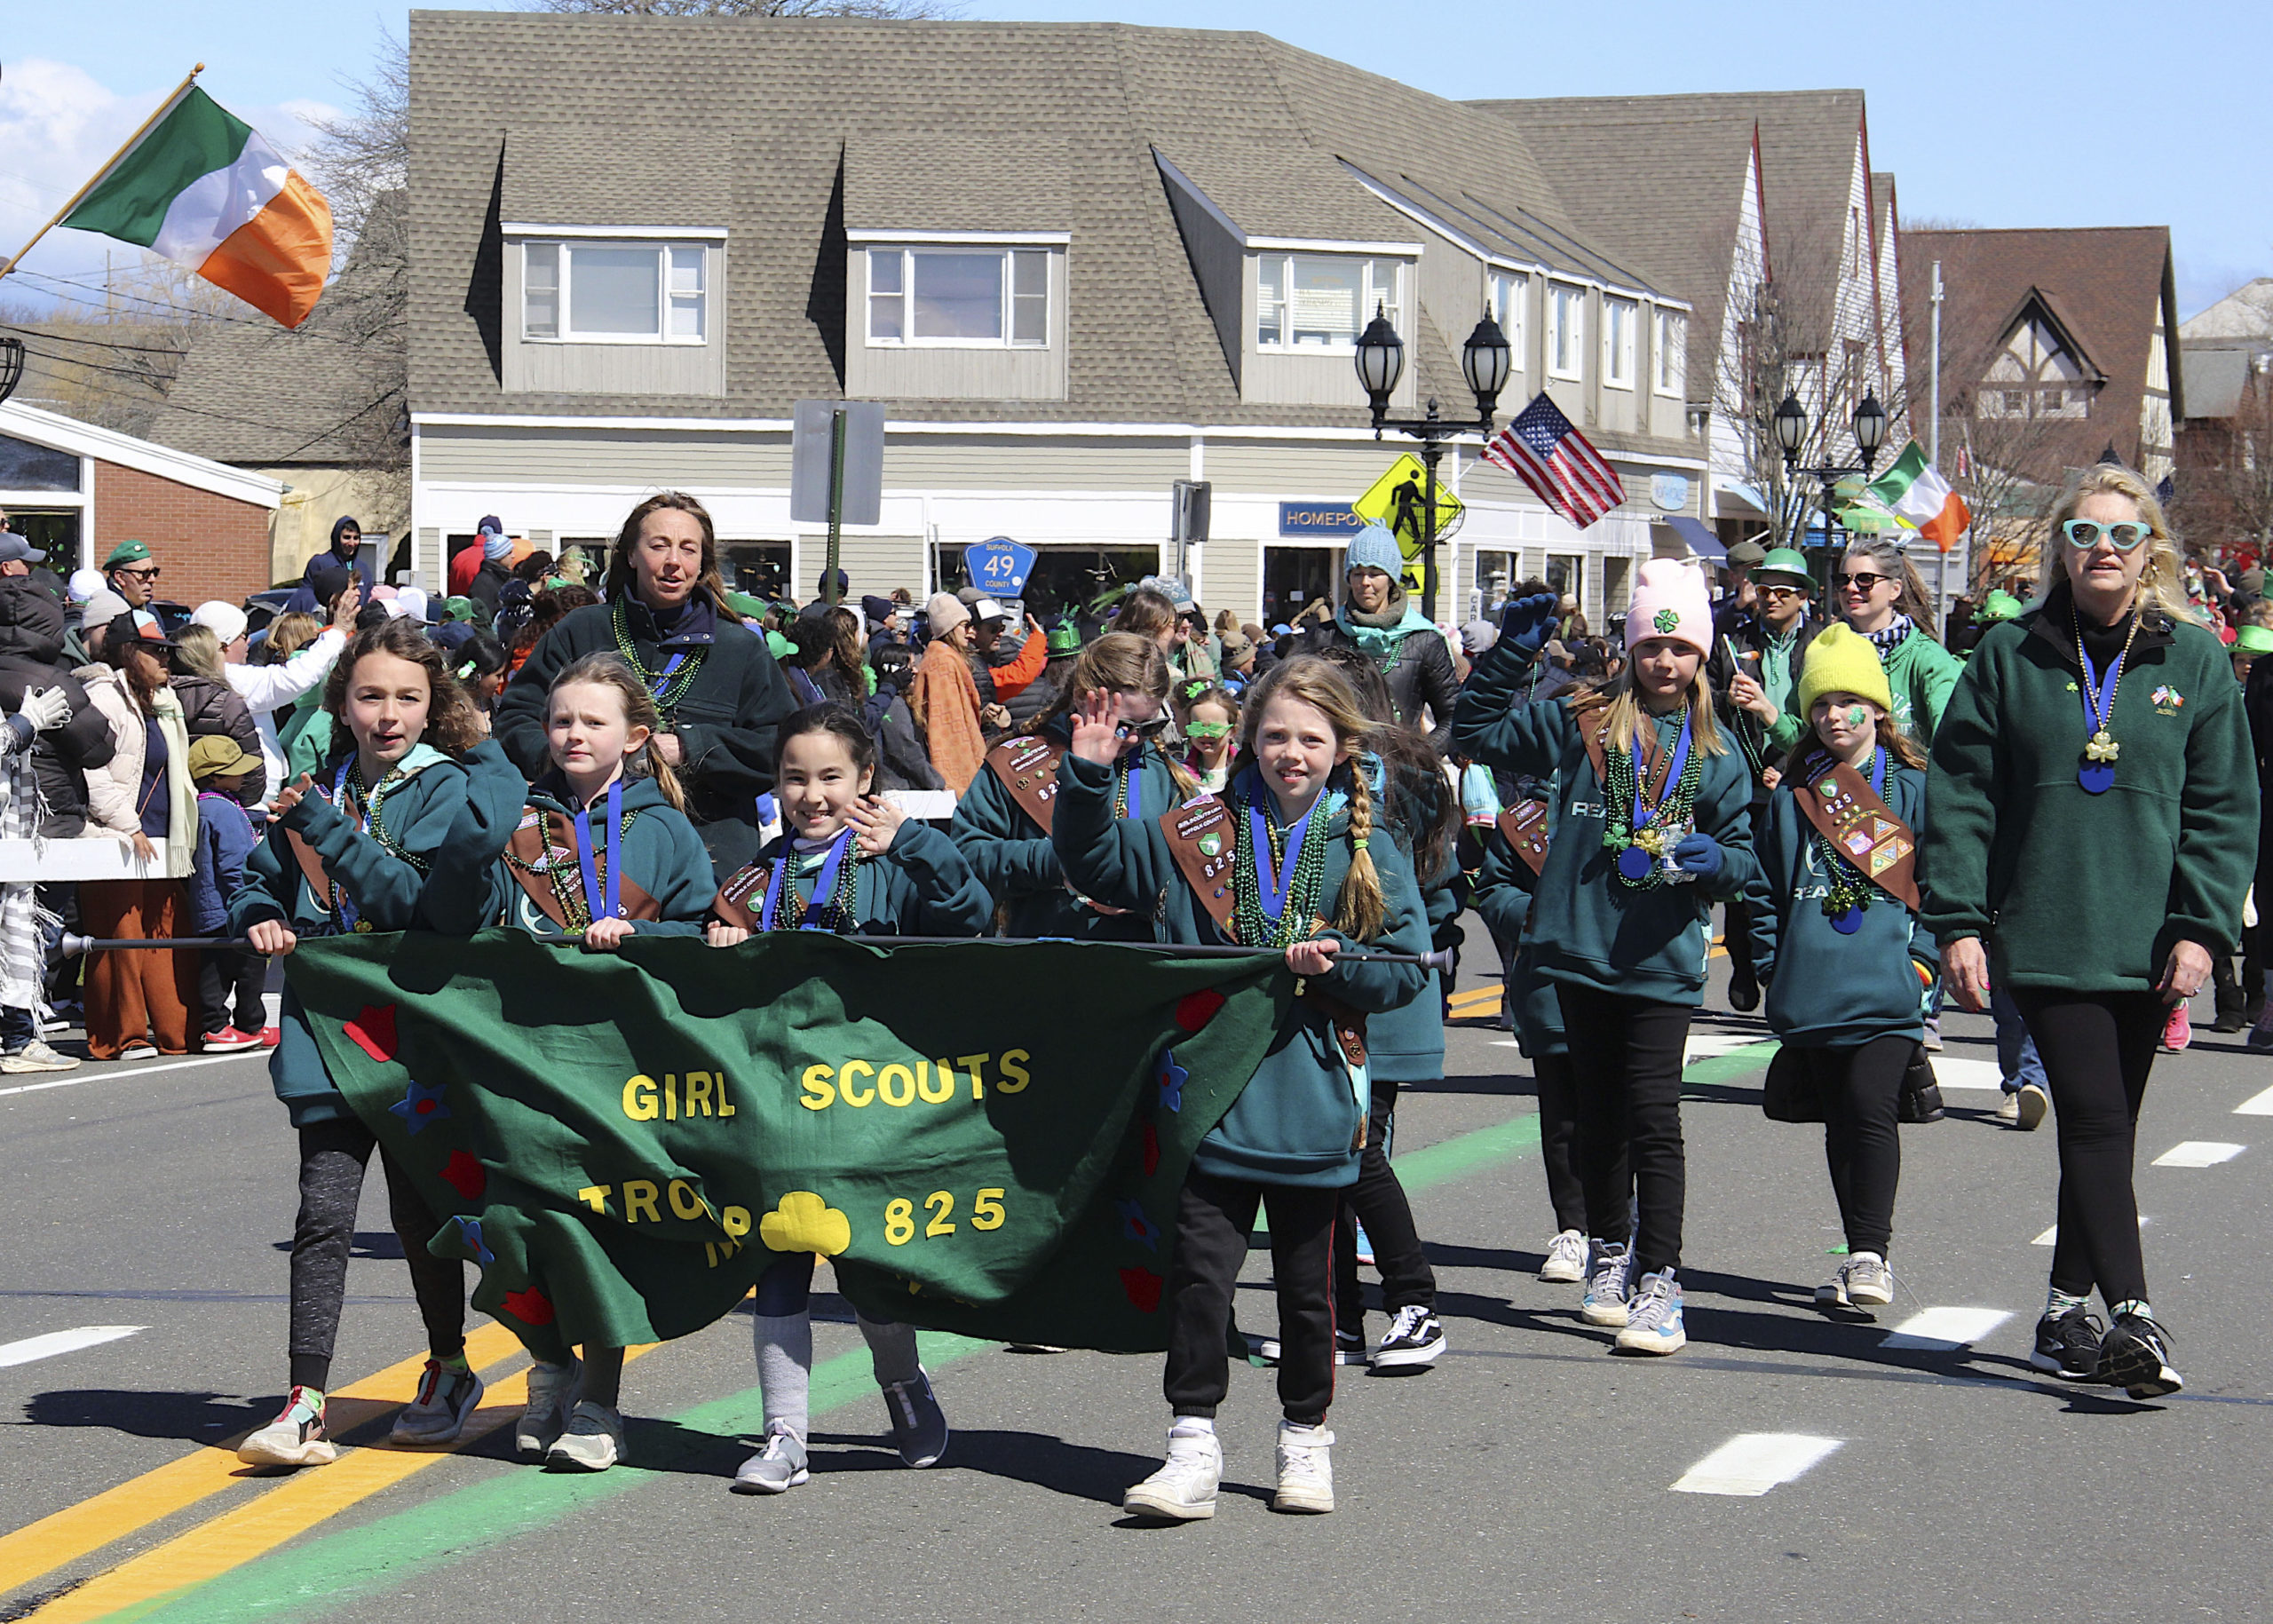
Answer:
[
  {"left": 1992, "top": 984, "right": 2046, "bottom": 1091},
  {"left": 0, "top": 1002, "right": 31, "bottom": 1052}
]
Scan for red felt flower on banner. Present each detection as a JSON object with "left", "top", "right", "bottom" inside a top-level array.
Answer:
[
  {"left": 345, "top": 1003, "right": 400, "bottom": 1063},
  {"left": 1119, "top": 1267, "right": 1163, "bottom": 1314},
  {"left": 1141, "top": 1121, "right": 1160, "bottom": 1177},
  {"left": 440, "top": 1151, "right": 487, "bottom": 1201},
  {"left": 501, "top": 1287, "right": 554, "bottom": 1326},
  {"left": 1174, "top": 989, "right": 1224, "bottom": 1033}
]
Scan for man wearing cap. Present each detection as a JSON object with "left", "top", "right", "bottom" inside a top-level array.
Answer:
[
  {"left": 0, "top": 533, "right": 41, "bottom": 581},
  {"left": 1294, "top": 521, "right": 1460, "bottom": 749},
  {"left": 909, "top": 593, "right": 988, "bottom": 794},
  {"left": 103, "top": 539, "right": 162, "bottom": 613},
  {"left": 1706, "top": 545, "right": 1820, "bottom": 1011},
  {"left": 1713, "top": 538, "right": 1767, "bottom": 631},
  {"left": 966, "top": 597, "right": 1047, "bottom": 730}
]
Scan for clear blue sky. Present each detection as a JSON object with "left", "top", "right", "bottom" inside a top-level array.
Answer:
[{"left": 5, "top": 0, "right": 2263, "bottom": 317}]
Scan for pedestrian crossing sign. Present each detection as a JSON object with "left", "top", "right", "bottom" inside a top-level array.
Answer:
[{"left": 1352, "top": 453, "right": 1465, "bottom": 586}]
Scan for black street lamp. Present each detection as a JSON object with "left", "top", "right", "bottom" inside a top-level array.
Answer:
[
  {"left": 1353, "top": 305, "right": 1511, "bottom": 622},
  {"left": 0, "top": 335, "right": 24, "bottom": 407},
  {"left": 1774, "top": 391, "right": 1889, "bottom": 553}
]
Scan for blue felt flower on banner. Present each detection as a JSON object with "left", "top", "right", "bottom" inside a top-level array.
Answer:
[
  {"left": 1117, "top": 1198, "right": 1160, "bottom": 1251},
  {"left": 389, "top": 1077, "right": 451, "bottom": 1136},
  {"left": 1156, "top": 1049, "right": 1186, "bottom": 1113},
  {"left": 451, "top": 1213, "right": 495, "bottom": 1265}
]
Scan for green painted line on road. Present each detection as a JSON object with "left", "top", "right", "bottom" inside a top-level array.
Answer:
[{"left": 113, "top": 1040, "right": 1781, "bottom": 1624}]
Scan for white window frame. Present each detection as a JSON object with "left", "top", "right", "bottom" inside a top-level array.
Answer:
[
  {"left": 1653, "top": 307, "right": 1686, "bottom": 397},
  {"left": 864, "top": 246, "right": 1051, "bottom": 351},
  {"left": 1604, "top": 297, "right": 1637, "bottom": 390},
  {"left": 1487, "top": 269, "right": 1527, "bottom": 369},
  {"left": 1547, "top": 282, "right": 1587, "bottom": 381},
  {"left": 1255, "top": 254, "right": 1403, "bottom": 354},
  {"left": 519, "top": 240, "right": 712, "bottom": 346}
]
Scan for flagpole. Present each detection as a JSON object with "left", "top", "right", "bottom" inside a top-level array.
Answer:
[{"left": 0, "top": 63, "right": 205, "bottom": 283}]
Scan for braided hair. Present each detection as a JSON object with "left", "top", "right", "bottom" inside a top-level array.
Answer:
[{"left": 1231, "top": 655, "right": 1387, "bottom": 941}]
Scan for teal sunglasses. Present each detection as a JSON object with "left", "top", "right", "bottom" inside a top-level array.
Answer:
[{"left": 2061, "top": 518, "right": 2153, "bottom": 552}]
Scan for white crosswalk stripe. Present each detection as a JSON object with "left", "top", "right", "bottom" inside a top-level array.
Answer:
[
  {"left": 1923, "top": 1057, "right": 2004, "bottom": 1090},
  {"left": 1671, "top": 1433, "right": 1843, "bottom": 1496},
  {"left": 2036, "top": 1216, "right": 2146, "bottom": 1245},
  {"left": 0, "top": 1326, "right": 146, "bottom": 1368},
  {"left": 1880, "top": 1307, "right": 2012, "bottom": 1351},
  {"left": 2151, "top": 1141, "right": 2245, "bottom": 1168},
  {"left": 2233, "top": 1085, "right": 2273, "bottom": 1116}
]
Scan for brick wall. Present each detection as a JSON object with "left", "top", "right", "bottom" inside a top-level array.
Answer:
[{"left": 91, "top": 459, "right": 273, "bottom": 606}]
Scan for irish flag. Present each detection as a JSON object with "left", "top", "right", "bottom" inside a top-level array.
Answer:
[
  {"left": 61, "top": 86, "right": 331, "bottom": 329},
  {"left": 1867, "top": 441, "right": 1972, "bottom": 551}
]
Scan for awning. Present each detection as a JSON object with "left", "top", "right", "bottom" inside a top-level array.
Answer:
[
  {"left": 1714, "top": 479, "right": 1770, "bottom": 519},
  {"left": 1663, "top": 516, "right": 1724, "bottom": 561}
]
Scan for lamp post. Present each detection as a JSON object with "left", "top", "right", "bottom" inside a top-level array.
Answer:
[
  {"left": 1774, "top": 391, "right": 1889, "bottom": 556},
  {"left": 1353, "top": 305, "right": 1511, "bottom": 622},
  {"left": 0, "top": 335, "right": 23, "bottom": 407}
]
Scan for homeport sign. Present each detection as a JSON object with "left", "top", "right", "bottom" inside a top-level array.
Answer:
[{"left": 1278, "top": 501, "right": 1364, "bottom": 536}]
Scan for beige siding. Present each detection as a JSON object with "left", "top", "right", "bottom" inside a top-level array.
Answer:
[
  {"left": 503, "top": 241, "right": 727, "bottom": 398},
  {"left": 828, "top": 534, "right": 929, "bottom": 599},
  {"left": 1204, "top": 441, "right": 1408, "bottom": 494},
  {"left": 420, "top": 426, "right": 793, "bottom": 486},
  {"left": 881, "top": 436, "right": 1186, "bottom": 490},
  {"left": 1197, "top": 536, "right": 1261, "bottom": 624},
  {"left": 846, "top": 249, "right": 1069, "bottom": 402}
]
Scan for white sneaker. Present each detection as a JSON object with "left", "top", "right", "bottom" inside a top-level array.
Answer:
[
  {"left": 1, "top": 1040, "right": 78, "bottom": 1073},
  {"left": 1124, "top": 1426, "right": 1221, "bottom": 1521},
  {"left": 1271, "top": 1422, "right": 1334, "bottom": 1514},
  {"left": 732, "top": 1422, "right": 811, "bottom": 1493},
  {"left": 545, "top": 1400, "right": 625, "bottom": 1471},
  {"left": 1993, "top": 1091, "right": 2021, "bottom": 1123},
  {"left": 1540, "top": 1229, "right": 1588, "bottom": 1284},
  {"left": 516, "top": 1358, "right": 581, "bottom": 1461},
  {"left": 2015, "top": 1082, "right": 2049, "bottom": 1132},
  {"left": 236, "top": 1387, "right": 335, "bottom": 1468}
]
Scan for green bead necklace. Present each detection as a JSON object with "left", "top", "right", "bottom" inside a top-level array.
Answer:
[
  {"left": 1229, "top": 788, "right": 1331, "bottom": 948},
  {"left": 611, "top": 600, "right": 708, "bottom": 713}
]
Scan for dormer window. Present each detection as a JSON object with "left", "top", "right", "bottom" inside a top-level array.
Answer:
[
  {"left": 865, "top": 247, "right": 1049, "bottom": 348},
  {"left": 519, "top": 239, "right": 713, "bottom": 344},
  {"left": 1256, "top": 256, "right": 1401, "bottom": 353}
]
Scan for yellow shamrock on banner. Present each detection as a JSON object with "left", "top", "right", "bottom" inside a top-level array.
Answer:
[{"left": 759, "top": 1191, "right": 851, "bottom": 1256}]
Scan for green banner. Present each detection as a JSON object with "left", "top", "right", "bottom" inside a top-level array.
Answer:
[{"left": 285, "top": 931, "right": 1288, "bottom": 1353}]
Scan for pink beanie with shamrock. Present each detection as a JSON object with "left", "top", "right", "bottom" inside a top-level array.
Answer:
[{"left": 1624, "top": 558, "right": 1713, "bottom": 657}]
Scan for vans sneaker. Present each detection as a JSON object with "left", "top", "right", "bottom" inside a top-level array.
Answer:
[
  {"left": 391, "top": 1359, "right": 484, "bottom": 1446},
  {"left": 1540, "top": 1229, "right": 1588, "bottom": 1284},
  {"left": 516, "top": 1357, "right": 580, "bottom": 1460},
  {"left": 236, "top": 1387, "right": 334, "bottom": 1468},
  {"left": 1370, "top": 1304, "right": 1445, "bottom": 1373},
  {"left": 1254, "top": 1329, "right": 1369, "bottom": 1367},
  {"left": 545, "top": 1400, "right": 625, "bottom": 1470},
  {"left": 732, "top": 1422, "right": 811, "bottom": 1493},
  {"left": 1579, "top": 1240, "right": 1633, "bottom": 1327},
  {"left": 2097, "top": 1311, "right": 2183, "bottom": 1399},
  {"left": 881, "top": 1368, "right": 948, "bottom": 1468},
  {"left": 1124, "top": 1426, "right": 1221, "bottom": 1521},
  {"left": 1614, "top": 1271, "right": 1687, "bottom": 1355},
  {"left": 2028, "top": 1305, "right": 2103, "bottom": 1380},
  {"left": 1271, "top": 1422, "right": 1334, "bottom": 1514}
]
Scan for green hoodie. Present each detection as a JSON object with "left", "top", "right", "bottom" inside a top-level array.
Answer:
[
  {"left": 1751, "top": 753, "right": 1937, "bottom": 1047},
  {"left": 1875, "top": 623, "right": 1965, "bottom": 743},
  {"left": 742, "top": 820, "right": 992, "bottom": 937},
  {"left": 1452, "top": 637, "right": 1765, "bottom": 1005},
  {"left": 1050, "top": 754, "right": 1428, "bottom": 1188},
  {"left": 1469, "top": 824, "right": 1566, "bottom": 1058},
  {"left": 495, "top": 772, "right": 717, "bottom": 939},
  {"left": 1920, "top": 582, "right": 2258, "bottom": 991}
]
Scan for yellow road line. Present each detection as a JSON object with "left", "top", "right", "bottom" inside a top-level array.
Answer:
[
  {"left": 0, "top": 1322, "right": 523, "bottom": 1600},
  {"left": 26, "top": 1343, "right": 653, "bottom": 1624}
]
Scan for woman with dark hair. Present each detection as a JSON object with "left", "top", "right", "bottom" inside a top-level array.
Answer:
[
  {"left": 494, "top": 493, "right": 796, "bottom": 875},
  {"left": 1835, "top": 535, "right": 1963, "bottom": 746},
  {"left": 507, "top": 582, "right": 598, "bottom": 675},
  {"left": 449, "top": 631, "right": 511, "bottom": 734}
]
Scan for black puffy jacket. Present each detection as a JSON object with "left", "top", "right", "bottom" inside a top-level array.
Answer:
[
  {"left": 170, "top": 673, "right": 265, "bottom": 806},
  {"left": 1295, "top": 614, "right": 1461, "bottom": 752},
  {"left": 0, "top": 580, "right": 115, "bottom": 835}
]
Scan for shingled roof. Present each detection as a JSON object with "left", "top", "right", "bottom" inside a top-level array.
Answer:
[
  {"left": 404, "top": 10, "right": 1684, "bottom": 447},
  {"left": 1899, "top": 226, "right": 2182, "bottom": 469}
]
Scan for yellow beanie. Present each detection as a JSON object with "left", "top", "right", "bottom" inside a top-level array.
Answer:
[{"left": 1794, "top": 622, "right": 1895, "bottom": 722}]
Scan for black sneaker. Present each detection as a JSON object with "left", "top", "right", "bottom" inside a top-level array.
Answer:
[
  {"left": 1728, "top": 973, "right": 1761, "bottom": 1013},
  {"left": 2096, "top": 1312, "right": 2183, "bottom": 1398},
  {"left": 1370, "top": 1304, "right": 1445, "bottom": 1374},
  {"left": 2028, "top": 1306, "right": 2103, "bottom": 1381},
  {"left": 1255, "top": 1330, "right": 1368, "bottom": 1367}
]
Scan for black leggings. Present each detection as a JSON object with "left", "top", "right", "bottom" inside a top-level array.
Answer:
[
  {"left": 1792, "top": 1036, "right": 1910, "bottom": 1257},
  {"left": 2010, "top": 990, "right": 2164, "bottom": 1308},
  {"left": 1332, "top": 1076, "right": 1436, "bottom": 1333},
  {"left": 289, "top": 1116, "right": 466, "bottom": 1392},
  {"left": 198, "top": 947, "right": 265, "bottom": 1037},
  {"left": 1554, "top": 984, "right": 1691, "bottom": 1277},
  {"left": 1165, "top": 1171, "right": 1338, "bottom": 1427},
  {"left": 1532, "top": 1050, "right": 1595, "bottom": 1235}
]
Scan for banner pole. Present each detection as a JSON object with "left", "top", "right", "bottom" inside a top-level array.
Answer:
[{"left": 0, "top": 64, "right": 205, "bottom": 283}]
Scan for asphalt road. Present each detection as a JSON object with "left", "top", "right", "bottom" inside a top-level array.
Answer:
[{"left": 4, "top": 929, "right": 2269, "bottom": 1624}]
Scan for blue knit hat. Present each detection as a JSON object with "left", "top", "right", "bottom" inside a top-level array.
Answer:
[{"left": 1343, "top": 522, "right": 1403, "bottom": 579}]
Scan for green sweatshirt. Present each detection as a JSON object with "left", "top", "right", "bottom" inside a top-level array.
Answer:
[
  {"left": 1452, "top": 638, "right": 1765, "bottom": 1006},
  {"left": 1920, "top": 582, "right": 2258, "bottom": 991},
  {"left": 1750, "top": 753, "right": 1937, "bottom": 1047},
  {"left": 1050, "top": 753, "right": 1428, "bottom": 1188},
  {"left": 1878, "top": 624, "right": 1965, "bottom": 744},
  {"left": 1469, "top": 825, "right": 1565, "bottom": 1058},
  {"left": 741, "top": 820, "right": 992, "bottom": 937},
  {"left": 495, "top": 773, "right": 717, "bottom": 939}
]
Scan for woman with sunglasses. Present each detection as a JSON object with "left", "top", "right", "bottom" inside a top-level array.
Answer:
[
  {"left": 1921, "top": 464, "right": 2254, "bottom": 1399},
  {"left": 1834, "top": 537, "right": 1962, "bottom": 746}
]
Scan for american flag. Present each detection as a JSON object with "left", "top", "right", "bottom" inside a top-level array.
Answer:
[{"left": 1482, "top": 392, "right": 1627, "bottom": 529}]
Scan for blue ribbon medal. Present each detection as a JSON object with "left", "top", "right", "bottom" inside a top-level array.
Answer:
[
  {"left": 760, "top": 827, "right": 854, "bottom": 932},
  {"left": 1617, "top": 716, "right": 1693, "bottom": 881},
  {"left": 571, "top": 779, "right": 623, "bottom": 927},
  {"left": 2077, "top": 638, "right": 2125, "bottom": 796}
]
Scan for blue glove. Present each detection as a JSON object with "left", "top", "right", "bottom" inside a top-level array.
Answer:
[
  {"left": 1498, "top": 592, "right": 1561, "bottom": 654},
  {"left": 1672, "top": 832, "right": 1725, "bottom": 880}
]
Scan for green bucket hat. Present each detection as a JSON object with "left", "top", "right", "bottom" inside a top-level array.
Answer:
[
  {"left": 1753, "top": 547, "right": 1813, "bottom": 589},
  {"left": 2236, "top": 623, "right": 2273, "bottom": 656},
  {"left": 1975, "top": 590, "right": 2024, "bottom": 623}
]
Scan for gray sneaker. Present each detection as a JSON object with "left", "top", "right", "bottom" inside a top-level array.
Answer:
[
  {"left": 391, "top": 1359, "right": 484, "bottom": 1446},
  {"left": 880, "top": 1369, "right": 947, "bottom": 1468},
  {"left": 1817, "top": 1255, "right": 1893, "bottom": 1309},
  {"left": 545, "top": 1400, "right": 625, "bottom": 1471},
  {"left": 732, "top": 1422, "right": 811, "bottom": 1493},
  {"left": 1, "top": 1039, "right": 79, "bottom": 1073},
  {"left": 516, "top": 1358, "right": 581, "bottom": 1461},
  {"left": 1579, "top": 1240, "right": 1632, "bottom": 1327},
  {"left": 1614, "top": 1270, "right": 1687, "bottom": 1354}
]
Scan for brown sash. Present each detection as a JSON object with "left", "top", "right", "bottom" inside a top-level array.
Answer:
[
  {"left": 710, "top": 858, "right": 772, "bottom": 931},
  {"left": 1494, "top": 796, "right": 1551, "bottom": 876},
  {"left": 986, "top": 735, "right": 1065, "bottom": 834},
  {"left": 1789, "top": 749, "right": 1921, "bottom": 911},
  {"left": 1580, "top": 715, "right": 1678, "bottom": 820},
  {"left": 505, "top": 808, "right": 662, "bottom": 931},
  {"left": 283, "top": 828, "right": 335, "bottom": 911},
  {"left": 1157, "top": 793, "right": 1368, "bottom": 1072}
]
